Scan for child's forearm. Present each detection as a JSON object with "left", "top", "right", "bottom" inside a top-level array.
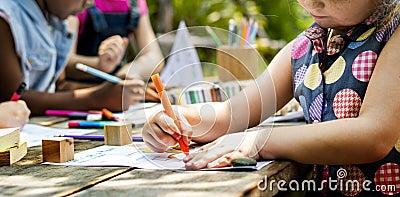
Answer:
[
  {"left": 258, "top": 117, "right": 394, "bottom": 165},
  {"left": 21, "top": 89, "right": 94, "bottom": 115}
]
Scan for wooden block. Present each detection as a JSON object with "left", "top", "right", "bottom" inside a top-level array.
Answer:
[
  {"left": 0, "top": 127, "right": 20, "bottom": 151},
  {"left": 104, "top": 123, "right": 132, "bottom": 146},
  {"left": 0, "top": 142, "right": 27, "bottom": 166},
  {"left": 217, "top": 46, "right": 259, "bottom": 82},
  {"left": 42, "top": 137, "right": 74, "bottom": 163}
]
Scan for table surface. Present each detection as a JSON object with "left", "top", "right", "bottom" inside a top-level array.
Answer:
[{"left": 0, "top": 118, "right": 306, "bottom": 197}]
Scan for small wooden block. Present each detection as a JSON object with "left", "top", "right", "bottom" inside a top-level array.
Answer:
[
  {"left": 42, "top": 137, "right": 74, "bottom": 163},
  {"left": 0, "top": 142, "right": 27, "bottom": 166},
  {"left": 104, "top": 123, "right": 132, "bottom": 146}
]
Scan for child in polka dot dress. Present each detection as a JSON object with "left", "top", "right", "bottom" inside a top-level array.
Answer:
[{"left": 142, "top": 0, "right": 400, "bottom": 196}]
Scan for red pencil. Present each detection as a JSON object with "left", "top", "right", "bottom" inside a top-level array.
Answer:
[{"left": 151, "top": 74, "right": 189, "bottom": 155}]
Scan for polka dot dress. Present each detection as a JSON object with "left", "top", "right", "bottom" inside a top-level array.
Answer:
[{"left": 291, "top": 6, "right": 400, "bottom": 196}]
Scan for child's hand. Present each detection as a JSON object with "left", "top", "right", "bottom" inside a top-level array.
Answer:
[
  {"left": 144, "top": 82, "right": 160, "bottom": 102},
  {"left": 0, "top": 100, "right": 30, "bottom": 128},
  {"left": 91, "top": 79, "right": 145, "bottom": 111},
  {"left": 183, "top": 131, "right": 262, "bottom": 169},
  {"left": 98, "top": 35, "right": 129, "bottom": 73},
  {"left": 142, "top": 110, "right": 192, "bottom": 153}
]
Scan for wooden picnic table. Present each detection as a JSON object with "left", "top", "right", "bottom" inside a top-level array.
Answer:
[{"left": 0, "top": 119, "right": 306, "bottom": 197}]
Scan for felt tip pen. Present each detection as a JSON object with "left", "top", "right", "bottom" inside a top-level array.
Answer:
[
  {"left": 10, "top": 82, "right": 26, "bottom": 101},
  {"left": 68, "top": 121, "right": 116, "bottom": 128},
  {"left": 57, "top": 134, "right": 143, "bottom": 142},
  {"left": 45, "top": 110, "right": 103, "bottom": 120},
  {"left": 76, "top": 63, "right": 122, "bottom": 83},
  {"left": 151, "top": 74, "right": 189, "bottom": 155},
  {"left": 102, "top": 108, "right": 119, "bottom": 121}
]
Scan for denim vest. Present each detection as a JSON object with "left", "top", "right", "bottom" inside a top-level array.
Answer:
[
  {"left": 76, "top": 0, "right": 140, "bottom": 56},
  {"left": 74, "top": 0, "right": 139, "bottom": 83},
  {"left": 0, "top": 0, "right": 74, "bottom": 93}
]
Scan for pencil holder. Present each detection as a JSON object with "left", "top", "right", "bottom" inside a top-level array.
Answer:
[{"left": 217, "top": 46, "right": 259, "bottom": 82}]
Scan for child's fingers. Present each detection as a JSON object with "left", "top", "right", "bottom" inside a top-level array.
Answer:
[
  {"left": 152, "top": 111, "right": 182, "bottom": 140},
  {"left": 145, "top": 87, "right": 160, "bottom": 102},
  {"left": 122, "top": 37, "right": 129, "bottom": 47},
  {"left": 142, "top": 130, "right": 168, "bottom": 152}
]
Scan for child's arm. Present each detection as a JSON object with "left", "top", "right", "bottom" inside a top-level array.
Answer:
[
  {"left": 117, "top": 14, "right": 165, "bottom": 80},
  {"left": 260, "top": 25, "right": 400, "bottom": 165},
  {"left": 184, "top": 27, "right": 400, "bottom": 169},
  {"left": 142, "top": 41, "right": 295, "bottom": 152},
  {"left": 0, "top": 18, "right": 144, "bottom": 115},
  {"left": 65, "top": 16, "right": 129, "bottom": 81}
]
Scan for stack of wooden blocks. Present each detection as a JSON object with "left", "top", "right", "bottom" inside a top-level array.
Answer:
[{"left": 0, "top": 128, "right": 27, "bottom": 166}]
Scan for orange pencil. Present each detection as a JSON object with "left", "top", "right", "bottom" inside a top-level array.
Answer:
[
  {"left": 151, "top": 74, "right": 189, "bottom": 155},
  {"left": 102, "top": 108, "right": 118, "bottom": 121}
]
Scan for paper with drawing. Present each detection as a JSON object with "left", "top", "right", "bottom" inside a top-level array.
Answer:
[{"left": 43, "top": 142, "right": 272, "bottom": 171}]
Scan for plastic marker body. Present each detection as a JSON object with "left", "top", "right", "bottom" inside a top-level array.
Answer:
[
  {"left": 45, "top": 110, "right": 103, "bottom": 120},
  {"left": 76, "top": 63, "right": 122, "bottom": 83},
  {"left": 68, "top": 121, "right": 115, "bottom": 128},
  {"left": 151, "top": 74, "right": 189, "bottom": 155},
  {"left": 102, "top": 108, "right": 119, "bottom": 121},
  {"left": 10, "top": 82, "right": 26, "bottom": 101},
  {"left": 58, "top": 134, "right": 143, "bottom": 142}
]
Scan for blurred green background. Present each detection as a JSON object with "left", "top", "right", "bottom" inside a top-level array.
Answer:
[{"left": 145, "top": 0, "right": 313, "bottom": 76}]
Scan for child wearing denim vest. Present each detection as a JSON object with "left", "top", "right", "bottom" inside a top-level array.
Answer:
[
  {"left": 63, "top": 0, "right": 163, "bottom": 101},
  {"left": 0, "top": 0, "right": 145, "bottom": 115},
  {"left": 142, "top": 0, "right": 400, "bottom": 196}
]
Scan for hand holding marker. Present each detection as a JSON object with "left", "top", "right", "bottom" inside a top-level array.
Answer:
[{"left": 151, "top": 74, "right": 190, "bottom": 155}]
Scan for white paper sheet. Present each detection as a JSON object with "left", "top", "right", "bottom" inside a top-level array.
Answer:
[
  {"left": 43, "top": 142, "right": 273, "bottom": 171},
  {"left": 21, "top": 124, "right": 97, "bottom": 147}
]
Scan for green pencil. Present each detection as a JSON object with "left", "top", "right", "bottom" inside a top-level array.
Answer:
[{"left": 205, "top": 26, "right": 223, "bottom": 47}]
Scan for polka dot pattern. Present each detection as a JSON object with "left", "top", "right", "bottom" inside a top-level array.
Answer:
[
  {"left": 356, "top": 27, "right": 376, "bottom": 41},
  {"left": 352, "top": 51, "right": 377, "bottom": 82},
  {"left": 294, "top": 65, "right": 307, "bottom": 90},
  {"left": 338, "top": 165, "right": 365, "bottom": 196},
  {"left": 348, "top": 40, "right": 367, "bottom": 50},
  {"left": 304, "top": 63, "right": 322, "bottom": 90},
  {"left": 374, "top": 163, "right": 400, "bottom": 195},
  {"left": 395, "top": 138, "right": 400, "bottom": 153},
  {"left": 292, "top": 36, "right": 310, "bottom": 59},
  {"left": 333, "top": 89, "right": 362, "bottom": 119},
  {"left": 324, "top": 56, "right": 346, "bottom": 84},
  {"left": 309, "top": 93, "right": 323, "bottom": 122}
]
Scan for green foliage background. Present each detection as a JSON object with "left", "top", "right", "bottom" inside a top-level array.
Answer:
[
  {"left": 146, "top": 0, "right": 313, "bottom": 75},
  {"left": 148, "top": 0, "right": 312, "bottom": 42}
]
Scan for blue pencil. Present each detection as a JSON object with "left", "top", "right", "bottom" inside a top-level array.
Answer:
[
  {"left": 228, "top": 19, "right": 237, "bottom": 47},
  {"left": 76, "top": 63, "right": 122, "bottom": 83}
]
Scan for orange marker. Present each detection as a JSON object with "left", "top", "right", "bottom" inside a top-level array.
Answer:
[
  {"left": 151, "top": 74, "right": 189, "bottom": 155},
  {"left": 102, "top": 108, "right": 118, "bottom": 121}
]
